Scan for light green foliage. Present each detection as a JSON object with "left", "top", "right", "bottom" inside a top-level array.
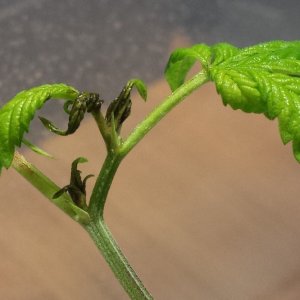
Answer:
[
  {"left": 130, "top": 79, "right": 147, "bottom": 101},
  {"left": 164, "top": 44, "right": 211, "bottom": 92},
  {"left": 0, "top": 84, "right": 79, "bottom": 172},
  {"left": 165, "top": 40, "right": 300, "bottom": 161}
]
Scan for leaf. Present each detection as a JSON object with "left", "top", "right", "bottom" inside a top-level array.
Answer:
[
  {"left": 164, "top": 44, "right": 211, "bottom": 91},
  {"left": 207, "top": 40, "right": 300, "bottom": 161},
  {"left": 53, "top": 157, "right": 93, "bottom": 210},
  {"left": 39, "top": 92, "right": 103, "bottom": 137},
  {"left": 130, "top": 79, "right": 147, "bottom": 101},
  {"left": 165, "top": 40, "right": 300, "bottom": 162},
  {"left": 105, "top": 79, "right": 147, "bottom": 133},
  {"left": 22, "top": 138, "right": 53, "bottom": 158},
  {"left": 0, "top": 84, "right": 79, "bottom": 172}
]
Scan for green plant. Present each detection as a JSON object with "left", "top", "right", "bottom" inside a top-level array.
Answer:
[{"left": 0, "top": 40, "right": 299, "bottom": 299}]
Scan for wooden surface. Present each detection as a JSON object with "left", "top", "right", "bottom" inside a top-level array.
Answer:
[{"left": 1, "top": 79, "right": 300, "bottom": 299}]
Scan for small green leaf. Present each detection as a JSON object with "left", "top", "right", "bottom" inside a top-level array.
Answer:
[
  {"left": 0, "top": 84, "right": 79, "bottom": 172},
  {"left": 130, "top": 79, "right": 147, "bottom": 101},
  {"left": 105, "top": 79, "right": 147, "bottom": 134},
  {"left": 22, "top": 139, "right": 53, "bottom": 158},
  {"left": 164, "top": 44, "right": 211, "bottom": 91}
]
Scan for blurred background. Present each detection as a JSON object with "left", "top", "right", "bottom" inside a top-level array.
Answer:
[{"left": 0, "top": 0, "right": 300, "bottom": 299}]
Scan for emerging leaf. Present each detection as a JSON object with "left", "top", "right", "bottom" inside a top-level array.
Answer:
[
  {"left": 105, "top": 79, "right": 148, "bottom": 133},
  {"left": 0, "top": 84, "right": 79, "bottom": 172},
  {"left": 53, "top": 157, "right": 93, "bottom": 210},
  {"left": 130, "top": 79, "right": 147, "bottom": 101},
  {"left": 39, "top": 92, "right": 103, "bottom": 136}
]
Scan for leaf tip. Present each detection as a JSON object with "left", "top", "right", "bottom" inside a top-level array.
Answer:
[{"left": 130, "top": 79, "right": 147, "bottom": 101}]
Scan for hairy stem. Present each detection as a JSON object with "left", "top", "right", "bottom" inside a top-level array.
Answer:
[
  {"left": 85, "top": 219, "right": 153, "bottom": 300},
  {"left": 88, "top": 152, "right": 122, "bottom": 220},
  {"left": 12, "top": 151, "right": 90, "bottom": 224},
  {"left": 120, "top": 71, "right": 208, "bottom": 156},
  {"left": 92, "top": 111, "right": 111, "bottom": 150}
]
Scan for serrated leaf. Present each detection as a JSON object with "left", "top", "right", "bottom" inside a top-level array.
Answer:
[
  {"left": 165, "top": 40, "right": 300, "bottom": 162},
  {"left": 164, "top": 44, "right": 211, "bottom": 91},
  {"left": 0, "top": 84, "right": 79, "bottom": 172},
  {"left": 207, "top": 40, "right": 300, "bottom": 162},
  {"left": 210, "top": 43, "right": 239, "bottom": 65}
]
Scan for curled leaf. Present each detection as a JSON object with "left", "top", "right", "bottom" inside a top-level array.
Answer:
[
  {"left": 105, "top": 79, "right": 147, "bottom": 133},
  {"left": 164, "top": 44, "right": 211, "bottom": 91},
  {"left": 40, "top": 92, "right": 103, "bottom": 136},
  {"left": 130, "top": 79, "right": 147, "bottom": 101},
  {"left": 53, "top": 157, "right": 94, "bottom": 210},
  {"left": 0, "top": 84, "right": 79, "bottom": 172}
]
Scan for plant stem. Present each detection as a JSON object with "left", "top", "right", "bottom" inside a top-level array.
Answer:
[
  {"left": 12, "top": 151, "right": 90, "bottom": 224},
  {"left": 120, "top": 71, "right": 208, "bottom": 156},
  {"left": 86, "top": 72, "right": 208, "bottom": 298},
  {"left": 89, "top": 71, "right": 208, "bottom": 218},
  {"left": 85, "top": 219, "right": 153, "bottom": 300},
  {"left": 92, "top": 111, "right": 111, "bottom": 151},
  {"left": 88, "top": 152, "right": 122, "bottom": 220}
]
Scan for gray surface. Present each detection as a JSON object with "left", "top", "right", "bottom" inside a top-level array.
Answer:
[{"left": 0, "top": 0, "right": 299, "bottom": 137}]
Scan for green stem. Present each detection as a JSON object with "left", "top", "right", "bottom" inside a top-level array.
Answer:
[
  {"left": 89, "top": 72, "right": 208, "bottom": 219},
  {"left": 85, "top": 219, "right": 153, "bottom": 300},
  {"left": 86, "top": 72, "right": 208, "bottom": 298},
  {"left": 120, "top": 71, "right": 209, "bottom": 156},
  {"left": 92, "top": 111, "right": 111, "bottom": 150},
  {"left": 88, "top": 152, "right": 122, "bottom": 220},
  {"left": 12, "top": 151, "right": 90, "bottom": 224}
]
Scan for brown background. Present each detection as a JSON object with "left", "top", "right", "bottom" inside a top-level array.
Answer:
[{"left": 1, "top": 78, "right": 300, "bottom": 299}]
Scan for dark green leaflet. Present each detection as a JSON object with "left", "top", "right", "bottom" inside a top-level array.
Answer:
[
  {"left": 39, "top": 92, "right": 103, "bottom": 136},
  {"left": 105, "top": 79, "right": 147, "bottom": 133},
  {"left": 165, "top": 40, "right": 300, "bottom": 162},
  {"left": 53, "top": 157, "right": 93, "bottom": 210}
]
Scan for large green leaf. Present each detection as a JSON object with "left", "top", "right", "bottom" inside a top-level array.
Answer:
[
  {"left": 0, "top": 84, "right": 79, "bottom": 172},
  {"left": 165, "top": 40, "right": 300, "bottom": 162},
  {"left": 209, "top": 41, "right": 300, "bottom": 160}
]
